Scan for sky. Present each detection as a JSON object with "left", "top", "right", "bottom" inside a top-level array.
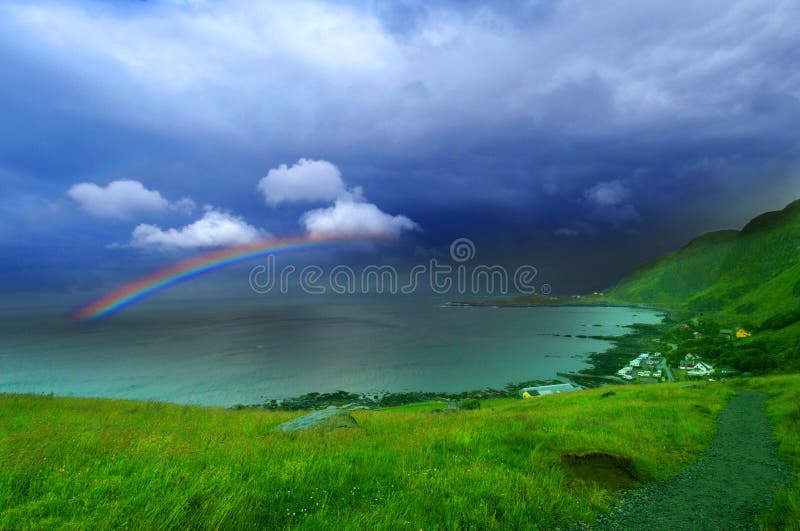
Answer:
[{"left": 1, "top": 0, "right": 800, "bottom": 301}]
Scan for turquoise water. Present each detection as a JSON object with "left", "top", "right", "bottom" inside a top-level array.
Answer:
[{"left": 0, "top": 297, "right": 662, "bottom": 406}]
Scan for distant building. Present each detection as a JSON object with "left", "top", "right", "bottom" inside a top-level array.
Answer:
[
  {"left": 519, "top": 383, "right": 579, "bottom": 397},
  {"left": 736, "top": 328, "right": 751, "bottom": 338},
  {"left": 616, "top": 366, "right": 635, "bottom": 381},
  {"left": 720, "top": 329, "right": 734, "bottom": 336},
  {"left": 680, "top": 355, "right": 700, "bottom": 370},
  {"left": 688, "top": 362, "right": 714, "bottom": 377},
  {"left": 646, "top": 359, "right": 659, "bottom": 368}
]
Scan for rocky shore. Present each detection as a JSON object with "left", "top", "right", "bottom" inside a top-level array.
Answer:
[{"left": 235, "top": 378, "right": 563, "bottom": 411}]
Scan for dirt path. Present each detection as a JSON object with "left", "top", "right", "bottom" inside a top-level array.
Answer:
[{"left": 594, "top": 391, "right": 789, "bottom": 530}]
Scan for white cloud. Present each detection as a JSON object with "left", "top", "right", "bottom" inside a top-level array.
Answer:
[
  {"left": 170, "top": 197, "right": 196, "bottom": 215},
  {"left": 585, "top": 180, "right": 629, "bottom": 207},
  {"left": 130, "top": 208, "right": 265, "bottom": 249},
  {"left": 261, "top": 157, "right": 419, "bottom": 237},
  {"left": 301, "top": 199, "right": 419, "bottom": 238},
  {"left": 3, "top": 0, "right": 798, "bottom": 156},
  {"left": 3, "top": 1, "right": 399, "bottom": 140},
  {"left": 257, "top": 158, "right": 349, "bottom": 205},
  {"left": 68, "top": 180, "right": 173, "bottom": 219}
]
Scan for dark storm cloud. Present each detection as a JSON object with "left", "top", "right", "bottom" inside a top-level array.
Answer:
[{"left": 1, "top": 0, "right": 800, "bottom": 292}]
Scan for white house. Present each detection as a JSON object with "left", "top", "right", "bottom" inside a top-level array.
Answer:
[
  {"left": 688, "top": 362, "right": 714, "bottom": 377},
  {"left": 519, "top": 383, "right": 579, "bottom": 397}
]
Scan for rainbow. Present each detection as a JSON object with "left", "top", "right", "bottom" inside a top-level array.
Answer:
[{"left": 73, "top": 234, "right": 381, "bottom": 321}]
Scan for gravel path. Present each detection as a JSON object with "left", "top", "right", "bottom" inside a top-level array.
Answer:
[{"left": 594, "top": 391, "right": 789, "bottom": 530}]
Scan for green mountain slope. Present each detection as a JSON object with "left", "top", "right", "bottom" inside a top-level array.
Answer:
[
  {"left": 610, "top": 198, "right": 800, "bottom": 322},
  {"left": 608, "top": 199, "right": 800, "bottom": 372}
]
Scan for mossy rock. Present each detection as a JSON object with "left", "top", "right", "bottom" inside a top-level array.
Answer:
[{"left": 273, "top": 407, "right": 358, "bottom": 433}]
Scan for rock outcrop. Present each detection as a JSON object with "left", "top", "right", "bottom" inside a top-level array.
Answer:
[{"left": 273, "top": 406, "right": 358, "bottom": 433}]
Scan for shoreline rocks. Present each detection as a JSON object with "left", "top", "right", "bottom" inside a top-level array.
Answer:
[{"left": 243, "top": 379, "right": 563, "bottom": 411}]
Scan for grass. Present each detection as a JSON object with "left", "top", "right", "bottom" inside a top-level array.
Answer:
[
  {"left": 0, "top": 383, "right": 735, "bottom": 529},
  {"left": 376, "top": 400, "right": 448, "bottom": 413},
  {"left": 740, "top": 375, "right": 800, "bottom": 530}
]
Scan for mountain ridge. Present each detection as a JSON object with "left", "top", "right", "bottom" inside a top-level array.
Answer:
[{"left": 609, "top": 197, "right": 800, "bottom": 319}]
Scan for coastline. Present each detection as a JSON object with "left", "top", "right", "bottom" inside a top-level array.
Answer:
[
  {"left": 241, "top": 301, "right": 671, "bottom": 410},
  {"left": 2, "top": 312, "right": 668, "bottom": 412},
  {"left": 446, "top": 296, "right": 672, "bottom": 378},
  {"left": 0, "top": 300, "right": 669, "bottom": 411},
  {"left": 443, "top": 298, "right": 670, "bottom": 313},
  {"left": 237, "top": 377, "right": 564, "bottom": 411}
]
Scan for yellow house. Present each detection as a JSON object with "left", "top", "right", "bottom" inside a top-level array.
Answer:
[
  {"left": 522, "top": 391, "right": 533, "bottom": 399},
  {"left": 736, "top": 328, "right": 751, "bottom": 338}
]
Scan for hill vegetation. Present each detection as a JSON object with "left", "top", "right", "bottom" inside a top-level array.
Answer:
[
  {"left": 610, "top": 199, "right": 800, "bottom": 319},
  {"left": 2, "top": 377, "right": 798, "bottom": 529},
  {"left": 0, "top": 384, "right": 732, "bottom": 529},
  {"left": 607, "top": 198, "right": 800, "bottom": 373}
]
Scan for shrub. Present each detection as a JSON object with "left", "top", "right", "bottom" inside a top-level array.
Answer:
[
  {"left": 734, "top": 302, "right": 757, "bottom": 315},
  {"left": 759, "top": 306, "right": 800, "bottom": 331},
  {"left": 460, "top": 398, "right": 481, "bottom": 410}
]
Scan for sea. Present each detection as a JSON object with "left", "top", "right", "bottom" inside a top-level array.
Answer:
[{"left": 0, "top": 295, "right": 663, "bottom": 406}]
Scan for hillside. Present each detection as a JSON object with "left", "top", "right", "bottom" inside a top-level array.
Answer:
[
  {"left": 1, "top": 378, "right": 797, "bottom": 529},
  {"left": 609, "top": 198, "right": 800, "bottom": 321},
  {"left": 607, "top": 199, "right": 800, "bottom": 373},
  {"left": 0, "top": 384, "right": 737, "bottom": 529}
]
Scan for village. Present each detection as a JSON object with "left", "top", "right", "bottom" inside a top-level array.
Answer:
[
  {"left": 613, "top": 324, "right": 751, "bottom": 385},
  {"left": 517, "top": 353, "right": 729, "bottom": 400},
  {"left": 513, "top": 320, "right": 753, "bottom": 399},
  {"left": 614, "top": 352, "right": 716, "bottom": 383}
]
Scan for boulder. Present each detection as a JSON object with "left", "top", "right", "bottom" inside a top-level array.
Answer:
[{"left": 273, "top": 406, "right": 358, "bottom": 433}]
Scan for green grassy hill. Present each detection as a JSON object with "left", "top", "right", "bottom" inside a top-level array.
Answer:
[
  {"left": 1, "top": 378, "right": 798, "bottom": 529},
  {"left": 0, "top": 385, "right": 732, "bottom": 529},
  {"left": 609, "top": 198, "right": 800, "bottom": 321},
  {"left": 607, "top": 199, "right": 800, "bottom": 372}
]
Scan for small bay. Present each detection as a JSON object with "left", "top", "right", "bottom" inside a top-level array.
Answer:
[{"left": 0, "top": 296, "right": 662, "bottom": 406}]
